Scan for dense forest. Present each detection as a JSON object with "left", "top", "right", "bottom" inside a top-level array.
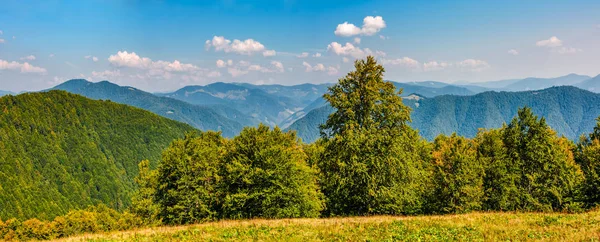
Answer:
[
  {"left": 1, "top": 57, "right": 600, "bottom": 240},
  {"left": 0, "top": 91, "right": 195, "bottom": 220}
]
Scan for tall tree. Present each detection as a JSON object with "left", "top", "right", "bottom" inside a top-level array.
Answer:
[
  {"left": 317, "top": 56, "right": 428, "bottom": 216},
  {"left": 428, "top": 134, "right": 484, "bottom": 214},
  {"left": 576, "top": 116, "right": 600, "bottom": 208},
  {"left": 498, "top": 107, "right": 582, "bottom": 211}
]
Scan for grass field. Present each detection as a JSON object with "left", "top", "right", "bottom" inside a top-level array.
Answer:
[{"left": 58, "top": 211, "right": 600, "bottom": 241}]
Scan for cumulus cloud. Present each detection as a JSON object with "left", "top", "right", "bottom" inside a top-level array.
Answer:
[
  {"left": 354, "top": 37, "right": 361, "bottom": 44},
  {"left": 302, "top": 61, "right": 338, "bottom": 75},
  {"left": 381, "top": 57, "right": 420, "bottom": 68},
  {"left": 205, "top": 36, "right": 275, "bottom": 56},
  {"left": 228, "top": 68, "right": 248, "bottom": 77},
  {"left": 313, "top": 52, "right": 322, "bottom": 57},
  {"left": 327, "top": 42, "right": 372, "bottom": 58},
  {"left": 20, "top": 55, "right": 36, "bottom": 61},
  {"left": 457, "top": 59, "right": 490, "bottom": 71},
  {"left": 423, "top": 61, "right": 450, "bottom": 71},
  {"left": 0, "top": 59, "right": 47, "bottom": 74},
  {"left": 536, "top": 36, "right": 563, "bottom": 47},
  {"left": 262, "top": 50, "right": 276, "bottom": 57},
  {"left": 216, "top": 59, "right": 227, "bottom": 68},
  {"left": 508, "top": 49, "right": 519, "bottom": 55},
  {"left": 297, "top": 52, "right": 309, "bottom": 58},
  {"left": 334, "top": 16, "right": 386, "bottom": 37},
  {"left": 271, "top": 61, "right": 284, "bottom": 72},
  {"left": 108, "top": 51, "right": 199, "bottom": 73}
]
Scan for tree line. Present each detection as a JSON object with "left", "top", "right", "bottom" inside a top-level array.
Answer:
[
  {"left": 2, "top": 56, "right": 600, "bottom": 240},
  {"left": 132, "top": 56, "right": 600, "bottom": 224}
]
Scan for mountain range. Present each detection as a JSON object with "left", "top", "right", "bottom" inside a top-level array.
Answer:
[
  {"left": 37, "top": 73, "right": 600, "bottom": 141},
  {"left": 0, "top": 90, "right": 14, "bottom": 97},
  {"left": 286, "top": 86, "right": 600, "bottom": 142}
]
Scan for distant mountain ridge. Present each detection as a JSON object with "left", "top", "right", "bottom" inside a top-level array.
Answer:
[
  {"left": 287, "top": 86, "right": 600, "bottom": 142},
  {"left": 577, "top": 74, "right": 600, "bottom": 92},
  {"left": 52, "top": 79, "right": 243, "bottom": 137},
  {"left": 0, "top": 90, "right": 14, "bottom": 96}
]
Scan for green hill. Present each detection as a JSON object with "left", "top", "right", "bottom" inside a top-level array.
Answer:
[
  {"left": 0, "top": 91, "right": 195, "bottom": 220},
  {"left": 52, "top": 79, "right": 243, "bottom": 137},
  {"left": 287, "top": 86, "right": 600, "bottom": 142}
]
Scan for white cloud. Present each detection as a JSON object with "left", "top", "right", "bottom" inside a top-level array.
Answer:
[
  {"left": 423, "top": 61, "right": 450, "bottom": 71},
  {"left": 508, "top": 49, "right": 519, "bottom": 55},
  {"left": 227, "top": 60, "right": 233, "bottom": 66},
  {"left": 334, "top": 16, "right": 386, "bottom": 37},
  {"left": 556, "top": 47, "right": 582, "bottom": 54},
  {"left": 262, "top": 50, "right": 276, "bottom": 57},
  {"left": 205, "top": 36, "right": 274, "bottom": 56},
  {"left": 313, "top": 52, "right": 322, "bottom": 57},
  {"left": 85, "top": 55, "right": 99, "bottom": 62},
  {"left": 327, "top": 42, "right": 372, "bottom": 58},
  {"left": 238, "top": 60, "right": 251, "bottom": 67},
  {"left": 379, "top": 35, "right": 388, "bottom": 40},
  {"left": 216, "top": 59, "right": 227, "bottom": 68},
  {"left": 457, "top": 59, "right": 490, "bottom": 71},
  {"left": 0, "top": 59, "right": 47, "bottom": 74},
  {"left": 297, "top": 52, "right": 309, "bottom": 58},
  {"left": 381, "top": 57, "right": 420, "bottom": 68},
  {"left": 354, "top": 37, "right": 361, "bottom": 44},
  {"left": 375, "top": 50, "right": 387, "bottom": 57},
  {"left": 207, "top": 71, "right": 221, "bottom": 78},
  {"left": 271, "top": 61, "right": 284, "bottom": 72},
  {"left": 343, "top": 57, "right": 350, "bottom": 63},
  {"left": 536, "top": 36, "right": 562, "bottom": 47},
  {"left": 0, "top": 39, "right": 5, "bottom": 44},
  {"left": 334, "top": 22, "right": 362, "bottom": 37},
  {"left": 108, "top": 51, "right": 199, "bottom": 73},
  {"left": 20, "top": 55, "right": 36, "bottom": 61},
  {"left": 302, "top": 61, "right": 338, "bottom": 75}
]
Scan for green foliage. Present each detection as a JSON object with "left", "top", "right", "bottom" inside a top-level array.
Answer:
[
  {"left": 427, "top": 134, "right": 484, "bottom": 214},
  {"left": 317, "top": 56, "right": 427, "bottom": 216},
  {"left": 218, "top": 125, "right": 324, "bottom": 219},
  {"left": 576, "top": 117, "right": 600, "bottom": 208},
  {"left": 130, "top": 160, "right": 160, "bottom": 225},
  {"left": 154, "top": 132, "right": 224, "bottom": 225},
  {"left": 480, "top": 108, "right": 583, "bottom": 211},
  {"left": 0, "top": 205, "right": 143, "bottom": 241},
  {"left": 0, "top": 91, "right": 195, "bottom": 220}
]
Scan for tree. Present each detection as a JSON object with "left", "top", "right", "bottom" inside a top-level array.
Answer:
[
  {"left": 498, "top": 107, "right": 582, "bottom": 211},
  {"left": 576, "top": 116, "right": 600, "bottom": 208},
  {"left": 130, "top": 160, "right": 160, "bottom": 225},
  {"left": 317, "top": 56, "right": 428, "bottom": 216},
  {"left": 218, "top": 125, "right": 323, "bottom": 219},
  {"left": 428, "top": 134, "right": 484, "bottom": 214},
  {"left": 154, "top": 131, "right": 224, "bottom": 225}
]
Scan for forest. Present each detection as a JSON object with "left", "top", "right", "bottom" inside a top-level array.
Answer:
[{"left": 1, "top": 57, "right": 600, "bottom": 240}]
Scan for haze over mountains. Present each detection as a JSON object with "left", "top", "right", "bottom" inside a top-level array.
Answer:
[{"left": 6, "top": 72, "right": 596, "bottom": 143}]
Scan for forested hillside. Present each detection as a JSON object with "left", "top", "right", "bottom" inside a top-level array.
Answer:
[
  {"left": 287, "top": 86, "right": 600, "bottom": 142},
  {"left": 52, "top": 79, "right": 242, "bottom": 137},
  {"left": 0, "top": 91, "right": 195, "bottom": 220}
]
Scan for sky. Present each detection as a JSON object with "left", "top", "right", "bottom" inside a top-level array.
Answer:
[{"left": 0, "top": 0, "right": 599, "bottom": 92}]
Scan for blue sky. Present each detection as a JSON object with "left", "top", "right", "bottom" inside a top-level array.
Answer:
[{"left": 1, "top": 0, "right": 599, "bottom": 92}]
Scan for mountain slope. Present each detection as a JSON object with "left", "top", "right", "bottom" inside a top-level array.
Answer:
[
  {"left": 502, "top": 74, "right": 591, "bottom": 91},
  {"left": 52, "top": 79, "right": 243, "bottom": 137},
  {"left": 163, "top": 82, "right": 305, "bottom": 126},
  {"left": 0, "top": 91, "right": 196, "bottom": 220},
  {"left": 391, "top": 82, "right": 475, "bottom": 97},
  {"left": 287, "top": 86, "right": 600, "bottom": 142},
  {"left": 577, "top": 74, "right": 600, "bottom": 93}
]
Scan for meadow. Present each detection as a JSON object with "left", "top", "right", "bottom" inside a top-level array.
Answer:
[{"left": 59, "top": 211, "right": 600, "bottom": 241}]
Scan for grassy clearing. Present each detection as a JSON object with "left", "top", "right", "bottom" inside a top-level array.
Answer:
[{"left": 57, "top": 211, "right": 600, "bottom": 241}]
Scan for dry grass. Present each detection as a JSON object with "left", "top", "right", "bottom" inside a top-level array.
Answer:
[{"left": 56, "top": 211, "right": 600, "bottom": 241}]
